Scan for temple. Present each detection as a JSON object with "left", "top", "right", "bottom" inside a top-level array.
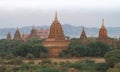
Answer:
[
  {"left": 43, "top": 12, "right": 70, "bottom": 57},
  {"left": 22, "top": 25, "right": 49, "bottom": 42},
  {"left": 97, "top": 19, "right": 112, "bottom": 44},
  {"left": 7, "top": 32, "right": 11, "bottom": 41},
  {"left": 80, "top": 27, "right": 88, "bottom": 44},
  {"left": 13, "top": 27, "right": 22, "bottom": 41},
  {"left": 25, "top": 25, "right": 39, "bottom": 41}
]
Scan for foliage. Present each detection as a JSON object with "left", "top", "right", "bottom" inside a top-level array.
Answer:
[
  {"left": 95, "top": 63, "right": 109, "bottom": 72},
  {"left": 40, "top": 67, "right": 62, "bottom": 72},
  {"left": 87, "top": 42, "right": 112, "bottom": 57},
  {"left": 26, "top": 53, "right": 35, "bottom": 60},
  {"left": 13, "top": 43, "right": 48, "bottom": 58},
  {"left": 80, "top": 59, "right": 95, "bottom": 63},
  {"left": 5, "top": 53, "right": 15, "bottom": 60},
  {"left": 41, "top": 59, "right": 52, "bottom": 64},
  {"left": 0, "top": 53, "right": 6, "bottom": 59},
  {"left": 68, "top": 59, "right": 97, "bottom": 72},
  {"left": 104, "top": 49, "right": 120, "bottom": 67},
  {"left": 0, "top": 66, "right": 6, "bottom": 72},
  {"left": 0, "top": 39, "right": 49, "bottom": 58},
  {"left": 107, "top": 63, "right": 120, "bottom": 72},
  {"left": 14, "top": 56, "right": 23, "bottom": 65},
  {"left": 60, "top": 38, "right": 112, "bottom": 58}
]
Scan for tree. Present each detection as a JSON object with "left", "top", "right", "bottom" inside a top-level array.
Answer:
[
  {"left": 107, "top": 63, "right": 120, "bottom": 72},
  {"left": 87, "top": 42, "right": 112, "bottom": 57},
  {"left": 13, "top": 42, "right": 49, "bottom": 58},
  {"left": 95, "top": 63, "right": 109, "bottom": 72},
  {"left": 104, "top": 49, "right": 120, "bottom": 67}
]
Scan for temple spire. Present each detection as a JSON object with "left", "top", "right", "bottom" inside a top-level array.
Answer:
[
  {"left": 17, "top": 26, "right": 18, "bottom": 30},
  {"left": 7, "top": 32, "right": 11, "bottom": 41},
  {"left": 80, "top": 26, "right": 88, "bottom": 44},
  {"left": 13, "top": 26, "right": 22, "bottom": 41},
  {"left": 80, "top": 26, "right": 87, "bottom": 39},
  {"left": 82, "top": 26, "right": 85, "bottom": 32},
  {"left": 55, "top": 11, "right": 57, "bottom": 20},
  {"left": 102, "top": 19, "right": 105, "bottom": 27},
  {"left": 32, "top": 24, "right": 35, "bottom": 30}
]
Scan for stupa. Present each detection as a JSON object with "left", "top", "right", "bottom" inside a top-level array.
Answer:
[
  {"left": 97, "top": 19, "right": 111, "bottom": 44},
  {"left": 7, "top": 32, "right": 11, "bottom": 41},
  {"left": 80, "top": 27, "right": 88, "bottom": 44},
  {"left": 13, "top": 27, "right": 22, "bottom": 41},
  {"left": 43, "top": 12, "right": 70, "bottom": 57}
]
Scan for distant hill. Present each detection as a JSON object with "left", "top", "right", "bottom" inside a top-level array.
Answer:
[{"left": 0, "top": 24, "right": 120, "bottom": 39}]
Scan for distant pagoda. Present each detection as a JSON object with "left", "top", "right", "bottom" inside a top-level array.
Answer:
[
  {"left": 7, "top": 32, "right": 11, "bottom": 41},
  {"left": 43, "top": 12, "right": 70, "bottom": 57},
  {"left": 25, "top": 25, "right": 39, "bottom": 41},
  {"left": 97, "top": 19, "right": 111, "bottom": 44},
  {"left": 13, "top": 27, "right": 22, "bottom": 41},
  {"left": 80, "top": 27, "right": 88, "bottom": 44}
]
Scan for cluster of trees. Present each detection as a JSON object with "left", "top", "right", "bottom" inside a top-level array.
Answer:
[
  {"left": 0, "top": 38, "right": 116, "bottom": 59},
  {"left": 59, "top": 38, "right": 113, "bottom": 58},
  {"left": 104, "top": 49, "right": 120, "bottom": 72},
  {"left": 0, "top": 39, "right": 49, "bottom": 59}
]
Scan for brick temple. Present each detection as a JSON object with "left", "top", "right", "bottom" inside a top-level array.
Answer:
[
  {"left": 43, "top": 12, "right": 70, "bottom": 57},
  {"left": 97, "top": 19, "right": 112, "bottom": 44},
  {"left": 13, "top": 27, "right": 22, "bottom": 41},
  {"left": 80, "top": 27, "right": 88, "bottom": 44}
]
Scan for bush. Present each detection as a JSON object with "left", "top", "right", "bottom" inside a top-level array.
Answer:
[
  {"left": 40, "top": 52, "right": 48, "bottom": 58},
  {"left": 95, "top": 63, "right": 109, "bottom": 72},
  {"left": 26, "top": 53, "right": 34, "bottom": 60},
  {"left": 14, "top": 56, "right": 23, "bottom": 65},
  {"left": 41, "top": 59, "right": 52, "bottom": 65},
  {"left": 5, "top": 53, "right": 15, "bottom": 60},
  {"left": 68, "top": 59, "right": 97, "bottom": 72},
  {"left": 40, "top": 67, "right": 61, "bottom": 72},
  {"left": 0, "top": 66, "right": 6, "bottom": 72},
  {"left": 0, "top": 53, "right": 6, "bottom": 59},
  {"left": 104, "top": 49, "right": 120, "bottom": 67},
  {"left": 28, "top": 61, "right": 34, "bottom": 64},
  {"left": 80, "top": 59, "right": 95, "bottom": 64},
  {"left": 107, "top": 63, "right": 120, "bottom": 72}
]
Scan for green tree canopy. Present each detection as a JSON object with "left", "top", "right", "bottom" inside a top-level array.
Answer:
[{"left": 104, "top": 49, "right": 120, "bottom": 67}]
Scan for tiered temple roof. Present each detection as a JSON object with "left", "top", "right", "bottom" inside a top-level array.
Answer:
[
  {"left": 80, "top": 27, "right": 88, "bottom": 44},
  {"left": 48, "top": 12, "right": 65, "bottom": 41},
  {"left": 43, "top": 12, "right": 70, "bottom": 57},
  {"left": 97, "top": 19, "right": 111, "bottom": 44},
  {"left": 7, "top": 32, "right": 11, "bottom": 41},
  {"left": 13, "top": 27, "right": 22, "bottom": 41}
]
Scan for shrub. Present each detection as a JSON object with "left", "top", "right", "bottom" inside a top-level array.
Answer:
[
  {"left": 95, "top": 63, "right": 109, "bottom": 72},
  {"left": 26, "top": 53, "right": 34, "bottom": 60},
  {"left": 0, "top": 66, "right": 6, "bottom": 72},
  {"left": 107, "top": 63, "right": 120, "bottom": 72},
  {"left": 28, "top": 61, "right": 34, "bottom": 64},
  {"left": 5, "top": 53, "right": 15, "bottom": 60},
  {"left": 41, "top": 59, "right": 52, "bottom": 64},
  {"left": 14, "top": 56, "right": 23, "bottom": 65},
  {"left": 104, "top": 49, "right": 120, "bottom": 67},
  {"left": 80, "top": 59, "right": 95, "bottom": 64},
  {"left": 40, "top": 67, "right": 61, "bottom": 72}
]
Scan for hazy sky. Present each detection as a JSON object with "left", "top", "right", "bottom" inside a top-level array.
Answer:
[{"left": 0, "top": 0, "right": 120, "bottom": 28}]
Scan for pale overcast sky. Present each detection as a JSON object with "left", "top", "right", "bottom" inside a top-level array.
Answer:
[{"left": 0, "top": 0, "right": 120, "bottom": 28}]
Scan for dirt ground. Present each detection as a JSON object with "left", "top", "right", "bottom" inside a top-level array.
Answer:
[{"left": 24, "top": 57, "right": 105, "bottom": 64}]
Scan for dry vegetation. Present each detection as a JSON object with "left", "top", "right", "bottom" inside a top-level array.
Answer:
[{"left": 24, "top": 57, "right": 105, "bottom": 64}]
